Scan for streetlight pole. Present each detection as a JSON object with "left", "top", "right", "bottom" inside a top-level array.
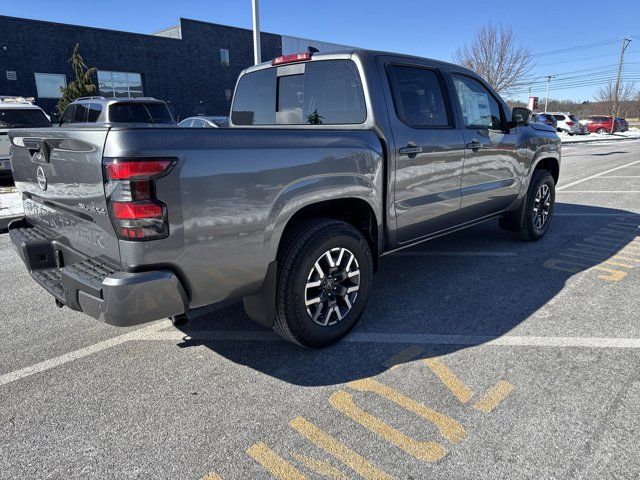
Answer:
[
  {"left": 252, "top": 0, "right": 261, "bottom": 65},
  {"left": 544, "top": 75, "right": 556, "bottom": 113},
  {"left": 611, "top": 37, "right": 632, "bottom": 133}
]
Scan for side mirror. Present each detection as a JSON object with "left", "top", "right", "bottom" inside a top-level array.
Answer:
[{"left": 510, "top": 107, "right": 532, "bottom": 128}]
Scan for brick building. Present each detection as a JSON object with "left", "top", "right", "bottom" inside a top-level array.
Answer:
[{"left": 0, "top": 15, "right": 349, "bottom": 119}]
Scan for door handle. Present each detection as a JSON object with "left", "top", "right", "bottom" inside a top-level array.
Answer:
[
  {"left": 398, "top": 145, "right": 423, "bottom": 155},
  {"left": 466, "top": 140, "right": 484, "bottom": 150}
]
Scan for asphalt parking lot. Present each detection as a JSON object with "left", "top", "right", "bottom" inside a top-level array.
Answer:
[{"left": 1, "top": 141, "right": 639, "bottom": 479}]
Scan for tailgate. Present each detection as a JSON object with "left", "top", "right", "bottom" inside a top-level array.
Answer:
[
  {"left": 8, "top": 127, "right": 120, "bottom": 264},
  {"left": 0, "top": 129, "right": 9, "bottom": 159}
]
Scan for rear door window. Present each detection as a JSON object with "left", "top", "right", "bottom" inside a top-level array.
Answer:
[
  {"left": 553, "top": 115, "right": 566, "bottom": 121},
  {"left": 386, "top": 65, "right": 451, "bottom": 128},
  {"left": 87, "top": 103, "right": 103, "bottom": 122},
  {"left": 232, "top": 59, "right": 366, "bottom": 125},
  {"left": 73, "top": 104, "right": 89, "bottom": 123}
]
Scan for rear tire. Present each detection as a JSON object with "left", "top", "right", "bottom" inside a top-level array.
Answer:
[
  {"left": 500, "top": 170, "right": 555, "bottom": 242},
  {"left": 273, "top": 219, "right": 373, "bottom": 348}
]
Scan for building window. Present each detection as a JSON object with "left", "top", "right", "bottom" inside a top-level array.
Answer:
[
  {"left": 220, "top": 49, "right": 230, "bottom": 67},
  {"left": 97, "top": 71, "right": 143, "bottom": 98},
  {"left": 34, "top": 73, "right": 67, "bottom": 98}
]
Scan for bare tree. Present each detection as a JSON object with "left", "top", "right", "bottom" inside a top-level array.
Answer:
[
  {"left": 595, "top": 80, "right": 638, "bottom": 117},
  {"left": 454, "top": 23, "right": 534, "bottom": 94}
]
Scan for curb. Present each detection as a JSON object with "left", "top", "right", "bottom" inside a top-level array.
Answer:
[{"left": 563, "top": 136, "right": 640, "bottom": 145}]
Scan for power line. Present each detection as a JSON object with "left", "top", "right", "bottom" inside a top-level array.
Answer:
[
  {"left": 532, "top": 38, "right": 619, "bottom": 57},
  {"left": 535, "top": 50, "right": 639, "bottom": 67}
]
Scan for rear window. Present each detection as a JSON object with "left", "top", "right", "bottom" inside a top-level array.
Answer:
[
  {"left": 108, "top": 102, "right": 174, "bottom": 124},
  {"left": 0, "top": 108, "right": 51, "bottom": 128},
  {"left": 232, "top": 59, "right": 367, "bottom": 125},
  {"left": 569, "top": 115, "right": 579, "bottom": 122}
]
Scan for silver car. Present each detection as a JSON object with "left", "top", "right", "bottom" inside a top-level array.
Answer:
[{"left": 178, "top": 116, "right": 229, "bottom": 128}]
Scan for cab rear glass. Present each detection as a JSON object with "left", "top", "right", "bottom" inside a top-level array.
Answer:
[
  {"left": 232, "top": 59, "right": 367, "bottom": 126},
  {"left": 0, "top": 108, "right": 51, "bottom": 128}
]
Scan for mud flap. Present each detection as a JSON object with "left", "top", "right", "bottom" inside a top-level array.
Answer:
[{"left": 242, "top": 260, "right": 278, "bottom": 327}]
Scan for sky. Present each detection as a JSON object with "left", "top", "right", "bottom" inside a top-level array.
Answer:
[{"left": 2, "top": 0, "right": 639, "bottom": 102}]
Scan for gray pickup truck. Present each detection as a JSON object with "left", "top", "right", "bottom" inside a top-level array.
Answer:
[{"left": 8, "top": 49, "right": 560, "bottom": 348}]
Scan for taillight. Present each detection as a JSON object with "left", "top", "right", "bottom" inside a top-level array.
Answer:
[
  {"left": 272, "top": 52, "right": 312, "bottom": 66},
  {"left": 565, "top": 121, "right": 574, "bottom": 126},
  {"left": 103, "top": 158, "right": 176, "bottom": 241}
]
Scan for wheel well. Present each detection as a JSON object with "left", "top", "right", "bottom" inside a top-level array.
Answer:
[
  {"left": 534, "top": 157, "right": 559, "bottom": 184},
  {"left": 280, "top": 198, "right": 379, "bottom": 269}
]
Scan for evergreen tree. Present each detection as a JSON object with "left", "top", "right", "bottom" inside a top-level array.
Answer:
[{"left": 56, "top": 43, "right": 97, "bottom": 114}]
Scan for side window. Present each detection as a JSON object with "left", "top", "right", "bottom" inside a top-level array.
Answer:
[
  {"left": 387, "top": 65, "right": 451, "bottom": 128},
  {"left": 60, "top": 105, "right": 76, "bottom": 124},
  {"left": 553, "top": 115, "right": 566, "bottom": 121},
  {"left": 73, "top": 104, "right": 89, "bottom": 123},
  {"left": 87, "top": 103, "right": 103, "bottom": 122},
  {"left": 452, "top": 75, "right": 502, "bottom": 130}
]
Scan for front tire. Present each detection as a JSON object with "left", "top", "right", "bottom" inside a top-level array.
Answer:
[{"left": 273, "top": 219, "right": 373, "bottom": 348}]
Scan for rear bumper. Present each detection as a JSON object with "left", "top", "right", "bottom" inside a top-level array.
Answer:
[
  {"left": 8, "top": 218, "right": 188, "bottom": 326},
  {"left": 0, "top": 158, "right": 12, "bottom": 176}
]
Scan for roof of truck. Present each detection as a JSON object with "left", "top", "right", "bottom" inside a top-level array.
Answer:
[{"left": 241, "top": 48, "right": 475, "bottom": 76}]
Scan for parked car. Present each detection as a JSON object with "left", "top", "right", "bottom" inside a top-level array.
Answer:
[
  {"left": 8, "top": 49, "right": 560, "bottom": 348},
  {"left": 178, "top": 115, "right": 229, "bottom": 128},
  {"left": 0, "top": 96, "right": 51, "bottom": 178},
  {"left": 547, "top": 112, "right": 583, "bottom": 135},
  {"left": 616, "top": 117, "right": 629, "bottom": 132},
  {"left": 531, "top": 113, "right": 558, "bottom": 129},
  {"left": 585, "top": 115, "right": 616, "bottom": 134},
  {"left": 59, "top": 96, "right": 176, "bottom": 125}
]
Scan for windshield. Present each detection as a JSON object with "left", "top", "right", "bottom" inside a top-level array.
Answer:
[
  {"left": 108, "top": 103, "right": 175, "bottom": 124},
  {"left": 0, "top": 108, "right": 52, "bottom": 128}
]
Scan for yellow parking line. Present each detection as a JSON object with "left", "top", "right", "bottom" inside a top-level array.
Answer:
[
  {"left": 348, "top": 378, "right": 466, "bottom": 443},
  {"left": 592, "top": 266, "right": 628, "bottom": 282},
  {"left": 290, "top": 453, "right": 349, "bottom": 480},
  {"left": 329, "top": 390, "right": 447, "bottom": 463},
  {"left": 290, "top": 416, "right": 393, "bottom": 480},
  {"left": 246, "top": 442, "right": 306, "bottom": 480},
  {"left": 423, "top": 358, "right": 474, "bottom": 404},
  {"left": 473, "top": 381, "right": 515, "bottom": 414},
  {"left": 383, "top": 346, "right": 424, "bottom": 369},
  {"left": 201, "top": 473, "right": 223, "bottom": 480}
]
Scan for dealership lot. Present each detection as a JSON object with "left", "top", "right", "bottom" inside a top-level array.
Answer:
[{"left": 0, "top": 141, "right": 639, "bottom": 479}]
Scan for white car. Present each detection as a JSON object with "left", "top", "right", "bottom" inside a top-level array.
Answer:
[
  {"left": 546, "top": 112, "right": 585, "bottom": 135},
  {"left": 0, "top": 97, "right": 52, "bottom": 178}
]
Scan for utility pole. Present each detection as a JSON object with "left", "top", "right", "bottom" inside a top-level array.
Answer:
[
  {"left": 252, "top": 0, "right": 261, "bottom": 65},
  {"left": 611, "top": 37, "right": 632, "bottom": 133},
  {"left": 544, "top": 75, "right": 556, "bottom": 113}
]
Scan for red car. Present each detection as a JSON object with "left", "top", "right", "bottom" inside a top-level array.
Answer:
[{"left": 585, "top": 115, "right": 616, "bottom": 134}]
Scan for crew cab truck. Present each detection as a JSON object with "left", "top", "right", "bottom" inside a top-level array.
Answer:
[{"left": 8, "top": 49, "right": 560, "bottom": 348}]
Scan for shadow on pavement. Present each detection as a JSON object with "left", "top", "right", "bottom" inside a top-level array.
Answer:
[
  {"left": 0, "top": 177, "right": 14, "bottom": 188},
  {"left": 176, "top": 203, "right": 639, "bottom": 386}
]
